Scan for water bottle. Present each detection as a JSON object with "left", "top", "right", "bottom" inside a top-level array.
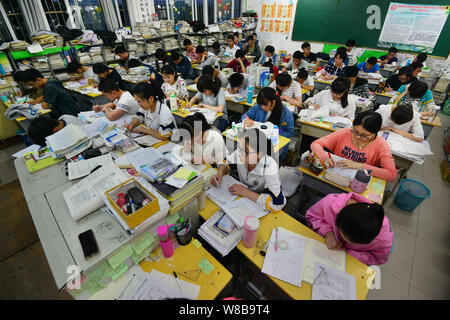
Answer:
[
  {"left": 247, "top": 85, "right": 254, "bottom": 104},
  {"left": 306, "top": 105, "right": 314, "bottom": 121},
  {"left": 169, "top": 93, "right": 178, "bottom": 112},
  {"left": 263, "top": 72, "right": 270, "bottom": 87},
  {"left": 271, "top": 125, "right": 279, "bottom": 145},
  {"left": 157, "top": 225, "right": 174, "bottom": 258}
]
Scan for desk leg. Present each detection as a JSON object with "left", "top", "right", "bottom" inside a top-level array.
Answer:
[
  {"left": 423, "top": 124, "right": 433, "bottom": 140},
  {"left": 292, "top": 125, "right": 304, "bottom": 166}
]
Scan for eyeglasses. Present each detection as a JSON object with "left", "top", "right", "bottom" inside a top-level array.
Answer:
[
  {"left": 351, "top": 129, "right": 374, "bottom": 141},
  {"left": 238, "top": 147, "right": 257, "bottom": 156}
]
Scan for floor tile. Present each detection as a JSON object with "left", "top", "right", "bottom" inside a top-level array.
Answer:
[
  {"left": 366, "top": 268, "right": 409, "bottom": 300},
  {"left": 0, "top": 143, "right": 26, "bottom": 163},
  {"left": 408, "top": 285, "right": 433, "bottom": 300},
  {"left": 417, "top": 204, "right": 450, "bottom": 249},
  {"left": 421, "top": 177, "right": 450, "bottom": 212},
  {"left": 0, "top": 159, "right": 18, "bottom": 186},
  {"left": 423, "top": 157, "right": 446, "bottom": 182},
  {"left": 406, "top": 163, "right": 424, "bottom": 181},
  {"left": 384, "top": 196, "right": 420, "bottom": 235}
]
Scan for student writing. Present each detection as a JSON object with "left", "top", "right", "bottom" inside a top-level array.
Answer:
[
  {"left": 357, "top": 56, "right": 380, "bottom": 74},
  {"left": 160, "top": 65, "right": 189, "bottom": 102},
  {"left": 385, "top": 66, "right": 415, "bottom": 92},
  {"left": 344, "top": 66, "right": 370, "bottom": 99},
  {"left": 227, "top": 73, "right": 254, "bottom": 98},
  {"left": 379, "top": 47, "right": 398, "bottom": 66},
  {"left": 295, "top": 68, "right": 314, "bottom": 94},
  {"left": 269, "top": 73, "right": 303, "bottom": 112},
  {"left": 258, "top": 45, "right": 278, "bottom": 66},
  {"left": 169, "top": 51, "right": 196, "bottom": 83},
  {"left": 318, "top": 51, "right": 347, "bottom": 80},
  {"left": 394, "top": 81, "right": 434, "bottom": 115},
  {"left": 93, "top": 63, "right": 125, "bottom": 90},
  {"left": 67, "top": 60, "right": 99, "bottom": 85},
  {"left": 281, "top": 51, "right": 307, "bottom": 74},
  {"left": 226, "top": 49, "right": 250, "bottom": 73}
]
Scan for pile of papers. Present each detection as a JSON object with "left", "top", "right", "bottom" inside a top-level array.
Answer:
[
  {"left": 381, "top": 131, "right": 433, "bottom": 163},
  {"left": 31, "top": 34, "right": 64, "bottom": 49},
  {"left": 103, "top": 47, "right": 116, "bottom": 61},
  {"left": 123, "top": 66, "right": 150, "bottom": 83},
  {"left": 90, "top": 46, "right": 103, "bottom": 63},
  {"left": 31, "top": 56, "right": 49, "bottom": 70},
  {"left": 9, "top": 40, "right": 29, "bottom": 51},
  {"left": 164, "top": 37, "right": 178, "bottom": 50},
  {"left": 64, "top": 81, "right": 85, "bottom": 91},
  {"left": 46, "top": 124, "right": 91, "bottom": 159},
  {"left": 159, "top": 20, "right": 175, "bottom": 35},
  {"left": 177, "top": 21, "right": 193, "bottom": 33}
]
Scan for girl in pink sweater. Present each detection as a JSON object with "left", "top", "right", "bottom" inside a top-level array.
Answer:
[
  {"left": 306, "top": 192, "right": 394, "bottom": 266},
  {"left": 310, "top": 111, "right": 398, "bottom": 182}
]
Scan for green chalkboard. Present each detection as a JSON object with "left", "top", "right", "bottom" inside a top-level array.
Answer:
[{"left": 292, "top": 0, "right": 450, "bottom": 58}]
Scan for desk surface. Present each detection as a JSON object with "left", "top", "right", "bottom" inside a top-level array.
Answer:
[
  {"left": 172, "top": 106, "right": 224, "bottom": 120},
  {"left": 198, "top": 198, "right": 372, "bottom": 300},
  {"left": 63, "top": 82, "right": 103, "bottom": 98},
  {"left": 421, "top": 116, "right": 441, "bottom": 128},
  {"left": 223, "top": 130, "right": 291, "bottom": 153},
  {"left": 298, "top": 119, "right": 337, "bottom": 132},
  {"left": 187, "top": 84, "right": 259, "bottom": 108}
]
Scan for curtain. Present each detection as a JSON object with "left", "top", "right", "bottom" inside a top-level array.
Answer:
[
  {"left": 19, "top": 0, "right": 51, "bottom": 34},
  {"left": 99, "top": 0, "right": 120, "bottom": 31}
]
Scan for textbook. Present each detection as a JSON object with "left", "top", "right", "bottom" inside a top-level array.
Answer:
[
  {"left": 46, "top": 123, "right": 90, "bottom": 159},
  {"left": 23, "top": 148, "right": 63, "bottom": 173}
]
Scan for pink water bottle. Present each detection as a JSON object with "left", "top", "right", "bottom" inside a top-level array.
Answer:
[
  {"left": 157, "top": 225, "right": 174, "bottom": 258},
  {"left": 243, "top": 215, "right": 259, "bottom": 248}
]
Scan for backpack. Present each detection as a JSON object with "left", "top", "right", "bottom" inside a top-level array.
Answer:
[
  {"left": 56, "top": 26, "right": 83, "bottom": 47},
  {"left": 94, "top": 30, "right": 117, "bottom": 48}
]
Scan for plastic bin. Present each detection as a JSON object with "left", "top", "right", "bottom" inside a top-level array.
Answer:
[{"left": 394, "top": 179, "right": 431, "bottom": 212}]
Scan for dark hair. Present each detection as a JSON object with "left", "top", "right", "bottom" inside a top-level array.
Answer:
[
  {"left": 301, "top": 42, "right": 311, "bottom": 49},
  {"left": 227, "top": 35, "right": 234, "bottom": 41},
  {"left": 155, "top": 48, "right": 166, "bottom": 60},
  {"left": 336, "top": 202, "right": 385, "bottom": 244},
  {"left": 335, "top": 51, "right": 348, "bottom": 62},
  {"left": 241, "top": 128, "right": 275, "bottom": 160},
  {"left": 408, "top": 81, "right": 428, "bottom": 99},
  {"left": 262, "top": 61, "right": 275, "bottom": 74},
  {"left": 257, "top": 87, "right": 283, "bottom": 126},
  {"left": 388, "top": 46, "right": 398, "bottom": 53},
  {"left": 127, "top": 59, "right": 142, "bottom": 69},
  {"left": 133, "top": 80, "right": 165, "bottom": 103},
  {"left": 330, "top": 77, "right": 350, "bottom": 108},
  {"left": 246, "top": 35, "right": 253, "bottom": 42},
  {"left": 336, "top": 46, "right": 347, "bottom": 56},
  {"left": 410, "top": 61, "right": 423, "bottom": 71},
  {"left": 296, "top": 68, "right": 308, "bottom": 80},
  {"left": 367, "top": 56, "right": 378, "bottom": 66},
  {"left": 114, "top": 45, "right": 128, "bottom": 54},
  {"left": 93, "top": 63, "right": 109, "bottom": 74},
  {"left": 197, "top": 74, "right": 221, "bottom": 96},
  {"left": 171, "top": 51, "right": 181, "bottom": 62},
  {"left": 161, "top": 65, "right": 178, "bottom": 80},
  {"left": 344, "top": 65, "right": 359, "bottom": 78},
  {"left": 275, "top": 73, "right": 292, "bottom": 88},
  {"left": 391, "top": 104, "right": 414, "bottom": 125},
  {"left": 98, "top": 77, "right": 120, "bottom": 93},
  {"left": 23, "top": 68, "right": 43, "bottom": 82},
  {"left": 345, "top": 39, "right": 356, "bottom": 47},
  {"left": 13, "top": 70, "right": 28, "bottom": 83},
  {"left": 252, "top": 32, "right": 257, "bottom": 37},
  {"left": 265, "top": 45, "right": 275, "bottom": 54},
  {"left": 179, "top": 112, "right": 211, "bottom": 139},
  {"left": 195, "top": 45, "right": 206, "bottom": 54},
  {"left": 233, "top": 32, "right": 239, "bottom": 38},
  {"left": 353, "top": 111, "right": 382, "bottom": 134},
  {"left": 67, "top": 60, "right": 82, "bottom": 74},
  {"left": 416, "top": 53, "right": 427, "bottom": 63},
  {"left": 235, "top": 49, "right": 245, "bottom": 59},
  {"left": 201, "top": 65, "right": 215, "bottom": 76},
  {"left": 398, "top": 66, "right": 413, "bottom": 78},
  {"left": 183, "top": 38, "right": 192, "bottom": 46},
  {"left": 228, "top": 73, "right": 244, "bottom": 88},
  {"left": 28, "top": 117, "right": 60, "bottom": 146},
  {"left": 212, "top": 41, "right": 221, "bottom": 50},
  {"left": 293, "top": 51, "right": 303, "bottom": 60}
]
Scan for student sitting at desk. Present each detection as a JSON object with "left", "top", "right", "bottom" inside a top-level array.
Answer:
[
  {"left": 196, "top": 46, "right": 219, "bottom": 68},
  {"left": 328, "top": 47, "right": 350, "bottom": 67},
  {"left": 226, "top": 49, "right": 251, "bottom": 73},
  {"left": 211, "top": 41, "right": 224, "bottom": 58},
  {"left": 13, "top": 69, "right": 43, "bottom": 101},
  {"left": 281, "top": 51, "right": 307, "bottom": 74},
  {"left": 127, "top": 59, "right": 163, "bottom": 87},
  {"left": 305, "top": 193, "right": 393, "bottom": 265},
  {"left": 393, "top": 81, "right": 434, "bottom": 116},
  {"left": 295, "top": 68, "right": 314, "bottom": 95},
  {"left": 376, "top": 103, "right": 424, "bottom": 142},
  {"left": 379, "top": 47, "right": 398, "bottom": 66},
  {"left": 93, "top": 78, "right": 140, "bottom": 121},
  {"left": 188, "top": 75, "right": 228, "bottom": 132},
  {"left": 114, "top": 45, "right": 136, "bottom": 69},
  {"left": 128, "top": 81, "right": 178, "bottom": 142},
  {"left": 317, "top": 51, "right": 347, "bottom": 80},
  {"left": 344, "top": 66, "right": 370, "bottom": 99},
  {"left": 24, "top": 70, "right": 79, "bottom": 119},
  {"left": 228, "top": 73, "right": 253, "bottom": 98},
  {"left": 233, "top": 32, "right": 244, "bottom": 49},
  {"left": 269, "top": 73, "right": 303, "bottom": 112},
  {"left": 179, "top": 112, "right": 228, "bottom": 165},
  {"left": 155, "top": 49, "right": 173, "bottom": 72},
  {"left": 301, "top": 42, "right": 318, "bottom": 66},
  {"left": 385, "top": 66, "right": 414, "bottom": 92},
  {"left": 93, "top": 63, "right": 125, "bottom": 91},
  {"left": 311, "top": 111, "right": 398, "bottom": 182},
  {"left": 28, "top": 116, "right": 86, "bottom": 146},
  {"left": 184, "top": 38, "right": 200, "bottom": 63},
  {"left": 409, "top": 62, "right": 423, "bottom": 78},
  {"left": 241, "top": 87, "right": 294, "bottom": 161},
  {"left": 67, "top": 60, "right": 99, "bottom": 85},
  {"left": 160, "top": 65, "right": 189, "bottom": 102},
  {"left": 225, "top": 35, "right": 239, "bottom": 58},
  {"left": 196, "top": 65, "right": 229, "bottom": 88},
  {"left": 258, "top": 45, "right": 278, "bottom": 67},
  {"left": 211, "top": 128, "right": 286, "bottom": 211},
  {"left": 252, "top": 32, "right": 259, "bottom": 47},
  {"left": 357, "top": 56, "right": 380, "bottom": 74},
  {"left": 243, "top": 35, "right": 261, "bottom": 61},
  {"left": 169, "top": 51, "right": 196, "bottom": 84},
  {"left": 401, "top": 52, "right": 427, "bottom": 69},
  {"left": 345, "top": 39, "right": 358, "bottom": 66},
  {"left": 306, "top": 77, "right": 356, "bottom": 120}
]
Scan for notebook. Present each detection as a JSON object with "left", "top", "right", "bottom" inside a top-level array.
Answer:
[{"left": 23, "top": 150, "right": 63, "bottom": 173}]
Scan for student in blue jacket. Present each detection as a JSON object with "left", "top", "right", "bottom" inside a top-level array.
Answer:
[{"left": 240, "top": 87, "right": 294, "bottom": 161}]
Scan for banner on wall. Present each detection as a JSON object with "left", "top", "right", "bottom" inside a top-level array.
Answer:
[{"left": 378, "top": 3, "right": 449, "bottom": 53}]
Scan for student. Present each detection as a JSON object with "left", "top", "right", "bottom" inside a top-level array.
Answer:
[
  {"left": 211, "top": 41, "right": 224, "bottom": 57},
  {"left": 155, "top": 48, "right": 173, "bottom": 71},
  {"left": 128, "top": 81, "right": 178, "bottom": 141},
  {"left": 160, "top": 65, "right": 189, "bottom": 102},
  {"left": 179, "top": 112, "right": 227, "bottom": 165},
  {"left": 196, "top": 65, "right": 229, "bottom": 88},
  {"left": 67, "top": 60, "right": 99, "bottom": 85},
  {"left": 188, "top": 75, "right": 228, "bottom": 132},
  {"left": 263, "top": 61, "right": 279, "bottom": 77},
  {"left": 227, "top": 72, "right": 254, "bottom": 98},
  {"left": 226, "top": 49, "right": 250, "bottom": 73},
  {"left": 27, "top": 116, "right": 86, "bottom": 146},
  {"left": 301, "top": 42, "right": 318, "bottom": 66},
  {"left": 379, "top": 47, "right": 398, "bottom": 66},
  {"left": 93, "top": 78, "right": 140, "bottom": 121},
  {"left": 13, "top": 69, "right": 42, "bottom": 99},
  {"left": 311, "top": 111, "right": 398, "bottom": 182},
  {"left": 25, "top": 70, "right": 78, "bottom": 118},
  {"left": 401, "top": 52, "right": 427, "bottom": 68},
  {"left": 295, "top": 68, "right": 314, "bottom": 95},
  {"left": 258, "top": 45, "right": 278, "bottom": 66},
  {"left": 385, "top": 66, "right": 414, "bottom": 92},
  {"left": 409, "top": 62, "right": 423, "bottom": 78},
  {"left": 114, "top": 45, "right": 136, "bottom": 68},
  {"left": 127, "top": 59, "right": 163, "bottom": 87},
  {"left": 269, "top": 73, "right": 303, "bottom": 111},
  {"left": 225, "top": 35, "right": 239, "bottom": 58},
  {"left": 281, "top": 51, "right": 307, "bottom": 74},
  {"left": 318, "top": 51, "right": 347, "bottom": 80},
  {"left": 305, "top": 76, "right": 356, "bottom": 120},
  {"left": 345, "top": 39, "right": 358, "bottom": 66},
  {"left": 329, "top": 47, "right": 350, "bottom": 66},
  {"left": 170, "top": 51, "right": 196, "bottom": 83},
  {"left": 210, "top": 128, "right": 286, "bottom": 211},
  {"left": 243, "top": 35, "right": 261, "bottom": 61},
  {"left": 241, "top": 87, "right": 295, "bottom": 160},
  {"left": 183, "top": 38, "right": 200, "bottom": 63},
  {"left": 233, "top": 32, "right": 244, "bottom": 49},
  {"left": 376, "top": 103, "right": 424, "bottom": 142},
  {"left": 357, "top": 56, "right": 380, "bottom": 74},
  {"left": 252, "top": 32, "right": 259, "bottom": 47},
  {"left": 344, "top": 66, "right": 370, "bottom": 98},
  {"left": 196, "top": 45, "right": 219, "bottom": 68},
  {"left": 93, "top": 63, "right": 125, "bottom": 90},
  {"left": 305, "top": 193, "right": 393, "bottom": 266},
  {"left": 394, "top": 81, "right": 434, "bottom": 114}
]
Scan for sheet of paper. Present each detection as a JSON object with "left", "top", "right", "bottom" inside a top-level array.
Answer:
[
  {"left": 67, "top": 154, "right": 114, "bottom": 180},
  {"left": 148, "top": 270, "right": 200, "bottom": 300},
  {"left": 261, "top": 227, "right": 307, "bottom": 287},
  {"left": 299, "top": 106, "right": 330, "bottom": 118},
  {"left": 206, "top": 175, "right": 244, "bottom": 206},
  {"left": 222, "top": 197, "right": 269, "bottom": 228},
  {"left": 325, "top": 153, "right": 359, "bottom": 180},
  {"left": 311, "top": 263, "right": 356, "bottom": 300},
  {"left": 320, "top": 116, "right": 353, "bottom": 128},
  {"left": 12, "top": 144, "right": 40, "bottom": 158}
]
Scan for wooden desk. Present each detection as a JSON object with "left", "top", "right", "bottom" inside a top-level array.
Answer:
[
  {"left": 223, "top": 130, "right": 291, "bottom": 153},
  {"left": 421, "top": 116, "right": 442, "bottom": 139},
  {"left": 140, "top": 237, "right": 233, "bottom": 300},
  {"left": 198, "top": 199, "right": 373, "bottom": 300}
]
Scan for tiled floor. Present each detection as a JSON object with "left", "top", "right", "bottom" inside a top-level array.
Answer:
[{"left": 0, "top": 114, "right": 449, "bottom": 299}]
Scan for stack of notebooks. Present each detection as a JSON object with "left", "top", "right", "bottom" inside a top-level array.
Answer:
[
  {"left": 46, "top": 124, "right": 91, "bottom": 159},
  {"left": 90, "top": 46, "right": 103, "bottom": 63},
  {"left": 124, "top": 66, "right": 150, "bottom": 83},
  {"left": 22, "top": 146, "right": 64, "bottom": 173}
]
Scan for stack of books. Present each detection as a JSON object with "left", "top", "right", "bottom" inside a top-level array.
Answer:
[
  {"left": 90, "top": 46, "right": 103, "bottom": 63},
  {"left": 124, "top": 66, "right": 151, "bottom": 83},
  {"left": 46, "top": 124, "right": 91, "bottom": 159}
]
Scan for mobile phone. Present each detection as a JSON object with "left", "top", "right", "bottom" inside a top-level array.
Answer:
[{"left": 78, "top": 230, "right": 99, "bottom": 258}]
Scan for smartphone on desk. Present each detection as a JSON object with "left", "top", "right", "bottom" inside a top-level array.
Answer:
[{"left": 78, "top": 229, "right": 99, "bottom": 258}]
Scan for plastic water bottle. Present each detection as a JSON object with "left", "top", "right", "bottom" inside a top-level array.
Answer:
[
  {"left": 263, "top": 72, "right": 270, "bottom": 87},
  {"left": 247, "top": 85, "right": 254, "bottom": 104},
  {"left": 169, "top": 93, "right": 178, "bottom": 112},
  {"left": 271, "top": 125, "right": 279, "bottom": 145},
  {"left": 306, "top": 105, "right": 314, "bottom": 121}
]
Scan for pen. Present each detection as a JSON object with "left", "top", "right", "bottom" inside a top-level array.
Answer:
[
  {"left": 31, "top": 154, "right": 37, "bottom": 163},
  {"left": 173, "top": 271, "right": 185, "bottom": 294},
  {"left": 260, "top": 241, "right": 270, "bottom": 257},
  {"left": 275, "top": 227, "right": 279, "bottom": 252},
  {"left": 90, "top": 165, "right": 102, "bottom": 174}
]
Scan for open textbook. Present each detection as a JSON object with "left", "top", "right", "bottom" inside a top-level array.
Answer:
[
  {"left": 299, "top": 106, "right": 330, "bottom": 119},
  {"left": 67, "top": 154, "right": 115, "bottom": 180}
]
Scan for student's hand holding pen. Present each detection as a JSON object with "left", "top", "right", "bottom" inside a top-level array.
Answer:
[{"left": 210, "top": 173, "right": 223, "bottom": 187}]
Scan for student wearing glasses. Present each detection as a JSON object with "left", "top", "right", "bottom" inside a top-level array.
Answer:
[
  {"left": 311, "top": 111, "right": 397, "bottom": 182},
  {"left": 210, "top": 128, "right": 286, "bottom": 212}
]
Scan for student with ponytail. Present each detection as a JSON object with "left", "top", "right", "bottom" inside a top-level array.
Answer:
[
  {"left": 211, "top": 128, "right": 286, "bottom": 212},
  {"left": 188, "top": 74, "right": 229, "bottom": 132},
  {"left": 305, "top": 192, "right": 393, "bottom": 265},
  {"left": 128, "top": 81, "right": 178, "bottom": 141},
  {"left": 269, "top": 73, "right": 303, "bottom": 112}
]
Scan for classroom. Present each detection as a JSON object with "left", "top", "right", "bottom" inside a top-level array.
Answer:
[{"left": 0, "top": 0, "right": 449, "bottom": 304}]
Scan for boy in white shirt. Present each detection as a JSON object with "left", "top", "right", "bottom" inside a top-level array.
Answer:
[
  {"left": 376, "top": 103, "right": 424, "bottom": 142},
  {"left": 295, "top": 68, "right": 314, "bottom": 95},
  {"left": 227, "top": 73, "right": 254, "bottom": 99},
  {"left": 269, "top": 73, "right": 303, "bottom": 112},
  {"left": 282, "top": 51, "right": 307, "bottom": 74},
  {"left": 346, "top": 39, "right": 358, "bottom": 66},
  {"left": 225, "top": 35, "right": 239, "bottom": 58}
]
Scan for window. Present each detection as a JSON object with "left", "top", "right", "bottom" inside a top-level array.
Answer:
[
  {"left": 207, "top": 0, "right": 213, "bottom": 24},
  {"left": 217, "top": 0, "right": 231, "bottom": 22},
  {"left": 69, "top": 0, "right": 108, "bottom": 31},
  {"left": 1, "top": 0, "right": 29, "bottom": 41},
  {"left": 0, "top": 7, "right": 12, "bottom": 42},
  {"left": 41, "top": 0, "right": 69, "bottom": 32},
  {"left": 196, "top": 0, "right": 204, "bottom": 23},
  {"left": 154, "top": 0, "right": 168, "bottom": 20},
  {"left": 118, "top": 0, "right": 130, "bottom": 27},
  {"left": 233, "top": 0, "right": 241, "bottom": 18},
  {"left": 174, "top": 0, "right": 191, "bottom": 22}
]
